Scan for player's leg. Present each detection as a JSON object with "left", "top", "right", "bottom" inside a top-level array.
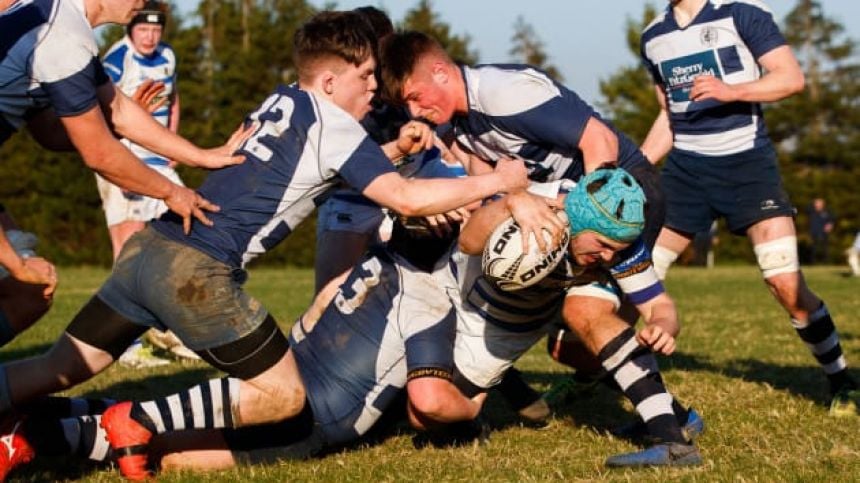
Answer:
[
  {"left": 652, "top": 228, "right": 694, "bottom": 281},
  {"left": 0, "top": 295, "right": 144, "bottom": 413},
  {"left": 747, "top": 216, "right": 857, "bottom": 407},
  {"left": 723, "top": 145, "right": 857, "bottom": 410},
  {"left": 650, "top": 150, "right": 713, "bottom": 280},
  {"left": 94, "top": 230, "right": 304, "bottom": 478},
  {"left": 561, "top": 296, "right": 701, "bottom": 466},
  {"left": 108, "top": 221, "right": 146, "bottom": 262}
]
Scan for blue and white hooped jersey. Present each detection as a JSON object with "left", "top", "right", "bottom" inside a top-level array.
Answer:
[
  {"left": 289, "top": 247, "right": 458, "bottom": 445},
  {"left": 452, "top": 65, "right": 648, "bottom": 183},
  {"left": 641, "top": 0, "right": 786, "bottom": 156},
  {"left": 103, "top": 37, "right": 177, "bottom": 166},
  {"left": 151, "top": 84, "right": 396, "bottom": 268},
  {"left": 455, "top": 237, "right": 664, "bottom": 332},
  {"left": 454, "top": 184, "right": 664, "bottom": 333},
  {"left": 0, "top": 0, "right": 109, "bottom": 145}
]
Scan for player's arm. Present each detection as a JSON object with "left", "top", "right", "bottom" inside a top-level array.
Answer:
[
  {"left": 633, "top": 291, "right": 679, "bottom": 356},
  {"left": 59, "top": 103, "right": 218, "bottom": 234},
  {"left": 690, "top": 45, "right": 804, "bottom": 104},
  {"left": 579, "top": 116, "right": 619, "bottom": 174},
  {"left": 459, "top": 190, "right": 564, "bottom": 254},
  {"left": 640, "top": 85, "right": 674, "bottom": 164},
  {"left": 379, "top": 120, "right": 434, "bottom": 162},
  {"left": 0, "top": 229, "right": 56, "bottom": 297},
  {"left": 361, "top": 157, "right": 528, "bottom": 218},
  {"left": 97, "top": 82, "right": 247, "bottom": 169}
]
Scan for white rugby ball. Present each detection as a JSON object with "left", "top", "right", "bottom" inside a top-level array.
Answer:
[{"left": 481, "top": 211, "right": 570, "bottom": 291}]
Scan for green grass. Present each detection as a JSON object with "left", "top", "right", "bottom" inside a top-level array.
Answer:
[{"left": 4, "top": 265, "right": 860, "bottom": 481}]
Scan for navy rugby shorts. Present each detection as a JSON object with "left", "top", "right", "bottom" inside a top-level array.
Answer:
[{"left": 661, "top": 144, "right": 794, "bottom": 235}]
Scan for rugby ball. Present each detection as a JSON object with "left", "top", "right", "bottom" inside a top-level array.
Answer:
[{"left": 482, "top": 211, "right": 569, "bottom": 291}]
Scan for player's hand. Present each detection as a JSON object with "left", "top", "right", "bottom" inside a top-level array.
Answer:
[
  {"left": 636, "top": 325, "right": 676, "bottom": 356},
  {"left": 195, "top": 122, "right": 256, "bottom": 169},
  {"left": 395, "top": 121, "right": 434, "bottom": 158},
  {"left": 9, "top": 256, "right": 58, "bottom": 298},
  {"left": 506, "top": 190, "right": 567, "bottom": 253},
  {"left": 492, "top": 157, "right": 529, "bottom": 193},
  {"left": 690, "top": 75, "right": 737, "bottom": 103},
  {"left": 423, "top": 207, "right": 471, "bottom": 238},
  {"left": 130, "top": 79, "right": 168, "bottom": 114},
  {"left": 165, "top": 184, "right": 220, "bottom": 235}
]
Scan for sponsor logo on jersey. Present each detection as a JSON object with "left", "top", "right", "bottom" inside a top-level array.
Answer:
[{"left": 660, "top": 50, "right": 722, "bottom": 103}]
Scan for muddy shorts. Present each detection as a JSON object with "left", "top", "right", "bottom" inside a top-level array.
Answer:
[{"left": 97, "top": 226, "right": 269, "bottom": 350}]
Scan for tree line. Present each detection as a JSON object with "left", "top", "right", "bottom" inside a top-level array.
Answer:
[{"left": 1, "top": 0, "right": 855, "bottom": 267}]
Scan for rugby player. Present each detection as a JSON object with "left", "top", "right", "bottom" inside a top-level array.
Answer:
[
  {"left": 452, "top": 168, "right": 702, "bottom": 467},
  {"left": 640, "top": 0, "right": 857, "bottom": 412}
]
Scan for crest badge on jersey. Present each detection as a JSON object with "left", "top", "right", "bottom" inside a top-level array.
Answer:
[{"left": 700, "top": 26, "right": 718, "bottom": 47}]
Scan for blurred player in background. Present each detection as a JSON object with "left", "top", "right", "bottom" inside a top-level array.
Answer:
[{"left": 100, "top": 0, "right": 198, "bottom": 367}]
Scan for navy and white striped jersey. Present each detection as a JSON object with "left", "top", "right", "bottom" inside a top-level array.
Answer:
[
  {"left": 641, "top": 0, "right": 786, "bottom": 156},
  {"left": 289, "top": 246, "right": 457, "bottom": 445},
  {"left": 151, "top": 84, "right": 396, "bottom": 268},
  {"left": 452, "top": 64, "right": 648, "bottom": 182},
  {"left": 455, "top": 181, "right": 664, "bottom": 331},
  {"left": 456, "top": 237, "right": 664, "bottom": 332},
  {"left": 0, "top": 0, "right": 110, "bottom": 145},
  {"left": 102, "top": 37, "right": 177, "bottom": 166}
]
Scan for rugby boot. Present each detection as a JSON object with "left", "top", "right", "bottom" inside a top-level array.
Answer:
[
  {"left": 101, "top": 402, "right": 152, "bottom": 480},
  {"left": 611, "top": 407, "right": 705, "bottom": 443},
  {"left": 605, "top": 441, "right": 702, "bottom": 468},
  {"left": 0, "top": 417, "right": 35, "bottom": 481}
]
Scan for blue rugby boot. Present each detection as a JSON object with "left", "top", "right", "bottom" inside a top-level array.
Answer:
[
  {"left": 610, "top": 407, "right": 704, "bottom": 443},
  {"left": 605, "top": 441, "right": 702, "bottom": 468}
]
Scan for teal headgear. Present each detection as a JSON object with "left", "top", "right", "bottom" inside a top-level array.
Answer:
[{"left": 564, "top": 168, "right": 645, "bottom": 243}]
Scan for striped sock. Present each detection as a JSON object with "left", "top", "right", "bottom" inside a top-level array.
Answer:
[
  {"left": 22, "top": 415, "right": 112, "bottom": 462},
  {"left": 791, "top": 303, "right": 854, "bottom": 392},
  {"left": 598, "top": 328, "right": 686, "bottom": 444},
  {"left": 128, "top": 378, "right": 241, "bottom": 434}
]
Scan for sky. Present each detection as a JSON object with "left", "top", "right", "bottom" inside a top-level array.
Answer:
[{"left": 173, "top": 1, "right": 860, "bottom": 104}]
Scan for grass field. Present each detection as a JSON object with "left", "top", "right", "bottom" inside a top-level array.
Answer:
[{"left": 3, "top": 265, "right": 859, "bottom": 481}]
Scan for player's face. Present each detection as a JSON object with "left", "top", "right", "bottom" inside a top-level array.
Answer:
[
  {"left": 401, "top": 68, "right": 457, "bottom": 125},
  {"left": 568, "top": 232, "right": 629, "bottom": 267},
  {"left": 130, "top": 23, "right": 163, "bottom": 56},
  {"left": 331, "top": 56, "right": 377, "bottom": 121}
]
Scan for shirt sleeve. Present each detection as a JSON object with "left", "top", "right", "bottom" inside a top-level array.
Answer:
[
  {"left": 39, "top": 57, "right": 107, "bottom": 117},
  {"left": 608, "top": 238, "right": 665, "bottom": 305},
  {"left": 339, "top": 137, "right": 397, "bottom": 192},
  {"left": 487, "top": 79, "right": 595, "bottom": 154},
  {"left": 31, "top": 17, "right": 108, "bottom": 117},
  {"left": 733, "top": 2, "right": 787, "bottom": 59}
]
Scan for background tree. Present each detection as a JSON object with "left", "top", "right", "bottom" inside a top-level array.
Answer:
[
  {"left": 508, "top": 16, "right": 563, "bottom": 82},
  {"left": 596, "top": 3, "right": 659, "bottom": 146},
  {"left": 399, "top": 0, "right": 478, "bottom": 64},
  {"left": 768, "top": 0, "right": 860, "bottom": 262}
]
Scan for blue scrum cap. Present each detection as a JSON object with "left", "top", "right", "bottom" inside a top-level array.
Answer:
[{"left": 564, "top": 167, "right": 645, "bottom": 243}]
